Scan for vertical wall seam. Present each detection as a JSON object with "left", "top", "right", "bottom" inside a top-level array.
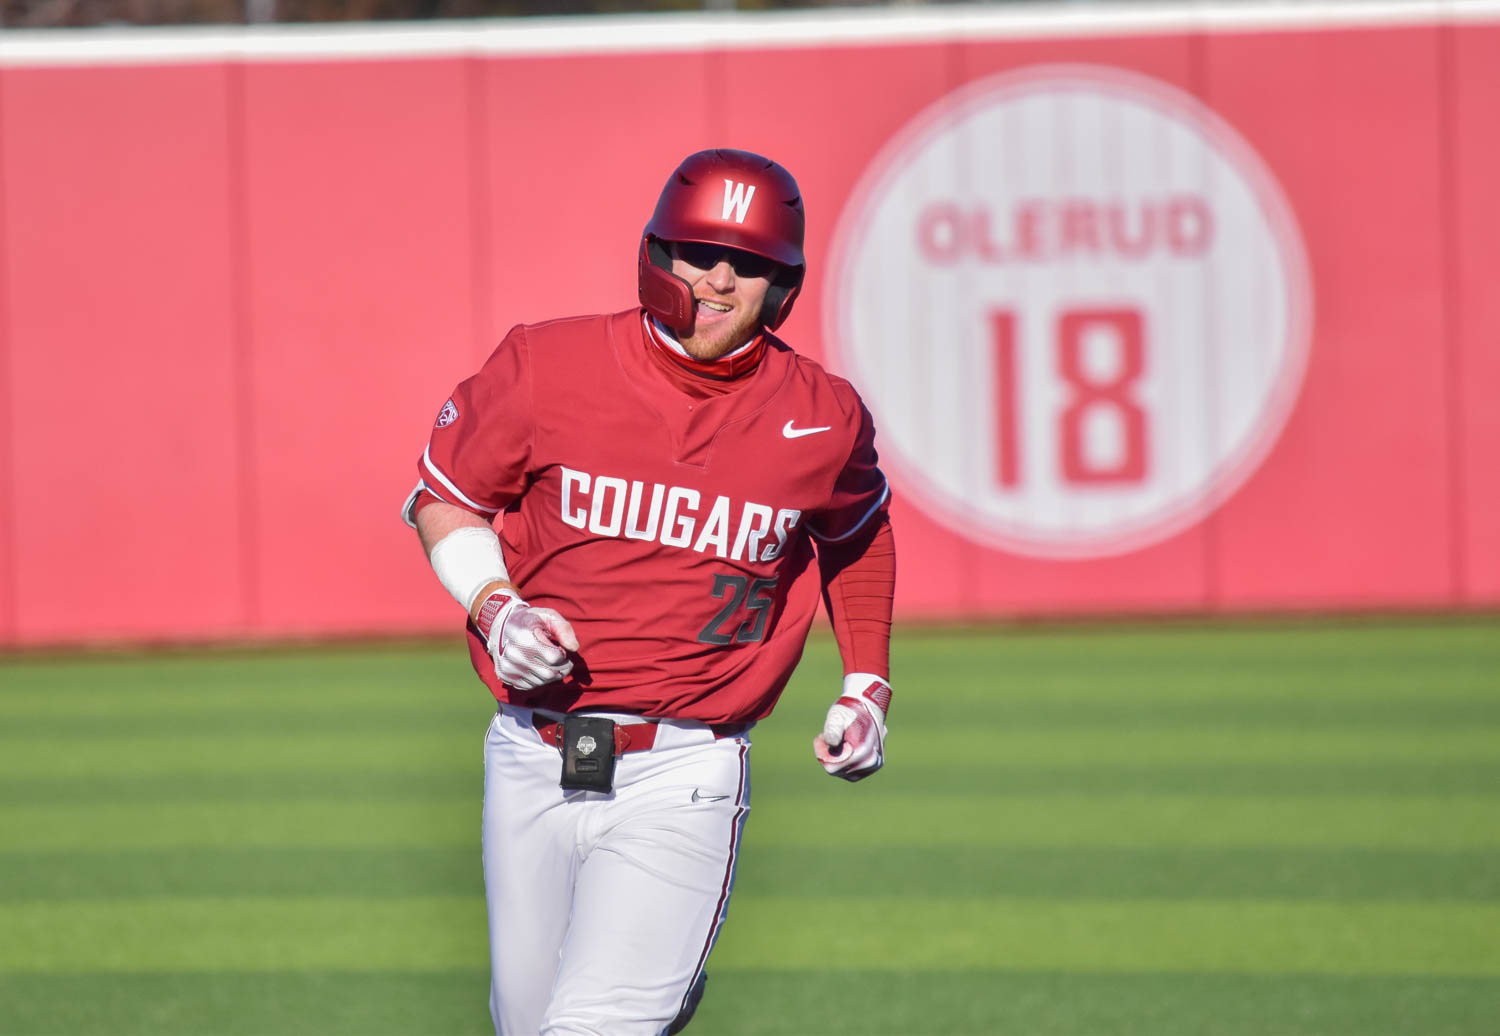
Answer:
[
  {"left": 0, "top": 70, "right": 15, "bottom": 646},
  {"left": 468, "top": 54, "right": 494, "bottom": 366},
  {"left": 227, "top": 59, "right": 261, "bottom": 633},
  {"left": 1435, "top": 19, "right": 1467, "bottom": 605},
  {"left": 704, "top": 48, "right": 725, "bottom": 145}
]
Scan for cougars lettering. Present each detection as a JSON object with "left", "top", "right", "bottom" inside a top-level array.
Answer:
[{"left": 558, "top": 465, "right": 801, "bottom": 561}]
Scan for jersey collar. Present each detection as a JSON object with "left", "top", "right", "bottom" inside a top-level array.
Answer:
[{"left": 643, "top": 313, "right": 767, "bottom": 382}]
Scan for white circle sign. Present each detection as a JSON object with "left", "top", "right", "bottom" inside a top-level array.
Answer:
[{"left": 826, "top": 65, "right": 1312, "bottom": 559}]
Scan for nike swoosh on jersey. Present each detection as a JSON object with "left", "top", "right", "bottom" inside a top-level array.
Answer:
[
  {"left": 782, "top": 420, "right": 833, "bottom": 439},
  {"left": 691, "top": 789, "right": 731, "bottom": 803}
]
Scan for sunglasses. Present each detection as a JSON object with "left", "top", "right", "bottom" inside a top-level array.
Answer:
[{"left": 671, "top": 241, "right": 778, "bottom": 279}]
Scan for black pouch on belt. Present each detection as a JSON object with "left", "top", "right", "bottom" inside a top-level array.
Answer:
[{"left": 559, "top": 715, "right": 617, "bottom": 792}]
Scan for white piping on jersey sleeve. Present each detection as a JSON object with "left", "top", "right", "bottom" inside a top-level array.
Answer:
[
  {"left": 806, "top": 476, "right": 891, "bottom": 544},
  {"left": 420, "top": 445, "right": 501, "bottom": 516},
  {"left": 401, "top": 481, "right": 427, "bottom": 529}
]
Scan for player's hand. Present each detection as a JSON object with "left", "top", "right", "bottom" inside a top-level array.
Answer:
[
  {"left": 473, "top": 590, "right": 580, "bottom": 691},
  {"left": 813, "top": 674, "right": 892, "bottom": 782}
]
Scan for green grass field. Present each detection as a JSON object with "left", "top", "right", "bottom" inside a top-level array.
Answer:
[{"left": 2, "top": 618, "right": 1498, "bottom": 1035}]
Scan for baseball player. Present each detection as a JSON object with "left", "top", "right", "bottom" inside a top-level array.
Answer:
[{"left": 403, "top": 148, "right": 896, "bottom": 1036}]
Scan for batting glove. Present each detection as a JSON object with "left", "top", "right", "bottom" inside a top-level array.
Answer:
[
  {"left": 813, "top": 674, "right": 892, "bottom": 782},
  {"left": 473, "top": 590, "right": 579, "bottom": 691}
]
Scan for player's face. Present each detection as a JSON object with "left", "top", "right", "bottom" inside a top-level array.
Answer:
[{"left": 669, "top": 241, "right": 776, "bottom": 360}]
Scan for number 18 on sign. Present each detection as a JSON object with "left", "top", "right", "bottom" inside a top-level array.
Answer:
[{"left": 826, "top": 65, "right": 1311, "bottom": 559}]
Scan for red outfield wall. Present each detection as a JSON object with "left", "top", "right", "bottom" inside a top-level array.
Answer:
[{"left": 0, "top": 7, "right": 1497, "bottom": 646}]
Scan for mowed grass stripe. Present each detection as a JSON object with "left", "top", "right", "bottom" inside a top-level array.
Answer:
[
  {"left": 3, "top": 725, "right": 1495, "bottom": 780},
  {"left": 5, "top": 846, "right": 1499, "bottom": 902},
  {"left": 700, "top": 970, "right": 1500, "bottom": 1036},
  {"left": 10, "top": 757, "right": 1499, "bottom": 806},
  {"left": 735, "top": 846, "right": 1500, "bottom": 901},
  {"left": 710, "top": 898, "right": 1500, "bottom": 975},
  {"left": 0, "top": 848, "right": 481, "bottom": 900},
  {"left": 0, "top": 971, "right": 494, "bottom": 1036},
  {"left": 0, "top": 732, "right": 481, "bottom": 780},
  {"left": 7, "top": 697, "right": 1499, "bottom": 735},
  {"left": 0, "top": 898, "right": 486, "bottom": 972},
  {"left": 0, "top": 707, "right": 486, "bottom": 738},
  {"left": 0, "top": 799, "right": 479, "bottom": 851},
  {"left": 751, "top": 794, "right": 1500, "bottom": 849},
  {"left": 888, "top": 620, "right": 1500, "bottom": 669},
  {"left": 5, "top": 686, "right": 1499, "bottom": 731},
  {"left": 0, "top": 770, "right": 476, "bottom": 805},
  {"left": 6, "top": 794, "right": 1498, "bottom": 852},
  {"left": 0, "top": 646, "right": 474, "bottom": 697},
  {"left": 4, "top": 621, "right": 1495, "bottom": 712},
  {"left": 2, "top": 971, "right": 1498, "bottom": 1036},
  {"left": 745, "top": 725, "right": 1500, "bottom": 767},
  {"left": 751, "top": 758, "right": 1500, "bottom": 797},
  {"left": 3, "top": 897, "right": 1497, "bottom": 975}
]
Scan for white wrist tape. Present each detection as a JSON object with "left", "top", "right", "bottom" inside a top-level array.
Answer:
[{"left": 429, "top": 525, "right": 511, "bottom": 611}]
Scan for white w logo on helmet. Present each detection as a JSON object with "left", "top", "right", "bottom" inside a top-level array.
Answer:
[{"left": 721, "top": 180, "right": 756, "bottom": 223}]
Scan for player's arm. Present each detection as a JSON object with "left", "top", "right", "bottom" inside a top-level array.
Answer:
[
  {"left": 412, "top": 495, "right": 578, "bottom": 691},
  {"left": 407, "top": 326, "right": 576, "bottom": 690},
  {"left": 804, "top": 389, "right": 895, "bottom": 781},
  {"left": 413, "top": 495, "right": 519, "bottom": 607},
  {"left": 812, "top": 512, "right": 896, "bottom": 782}
]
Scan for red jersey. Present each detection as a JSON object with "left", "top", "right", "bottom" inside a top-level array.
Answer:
[{"left": 416, "top": 309, "right": 888, "bottom": 724}]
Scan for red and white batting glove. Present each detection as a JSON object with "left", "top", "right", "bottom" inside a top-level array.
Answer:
[
  {"left": 473, "top": 590, "right": 580, "bottom": 691},
  {"left": 813, "top": 674, "right": 892, "bottom": 782}
]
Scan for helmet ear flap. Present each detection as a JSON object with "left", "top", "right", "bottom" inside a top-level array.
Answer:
[{"left": 638, "top": 236, "right": 696, "bottom": 336}]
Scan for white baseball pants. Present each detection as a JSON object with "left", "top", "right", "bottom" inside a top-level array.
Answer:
[{"left": 481, "top": 704, "right": 752, "bottom": 1036}]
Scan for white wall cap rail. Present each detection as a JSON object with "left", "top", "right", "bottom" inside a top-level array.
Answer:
[{"left": 1, "top": 0, "right": 1497, "bottom": 68}]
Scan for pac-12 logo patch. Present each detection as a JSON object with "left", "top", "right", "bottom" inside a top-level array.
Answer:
[
  {"left": 435, "top": 398, "right": 459, "bottom": 428},
  {"left": 825, "top": 65, "right": 1312, "bottom": 559}
]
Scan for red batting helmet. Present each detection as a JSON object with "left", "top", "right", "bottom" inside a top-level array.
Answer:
[{"left": 638, "top": 148, "right": 806, "bottom": 335}]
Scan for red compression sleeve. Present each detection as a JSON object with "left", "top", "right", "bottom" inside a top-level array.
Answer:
[{"left": 817, "top": 515, "right": 895, "bottom": 680}]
